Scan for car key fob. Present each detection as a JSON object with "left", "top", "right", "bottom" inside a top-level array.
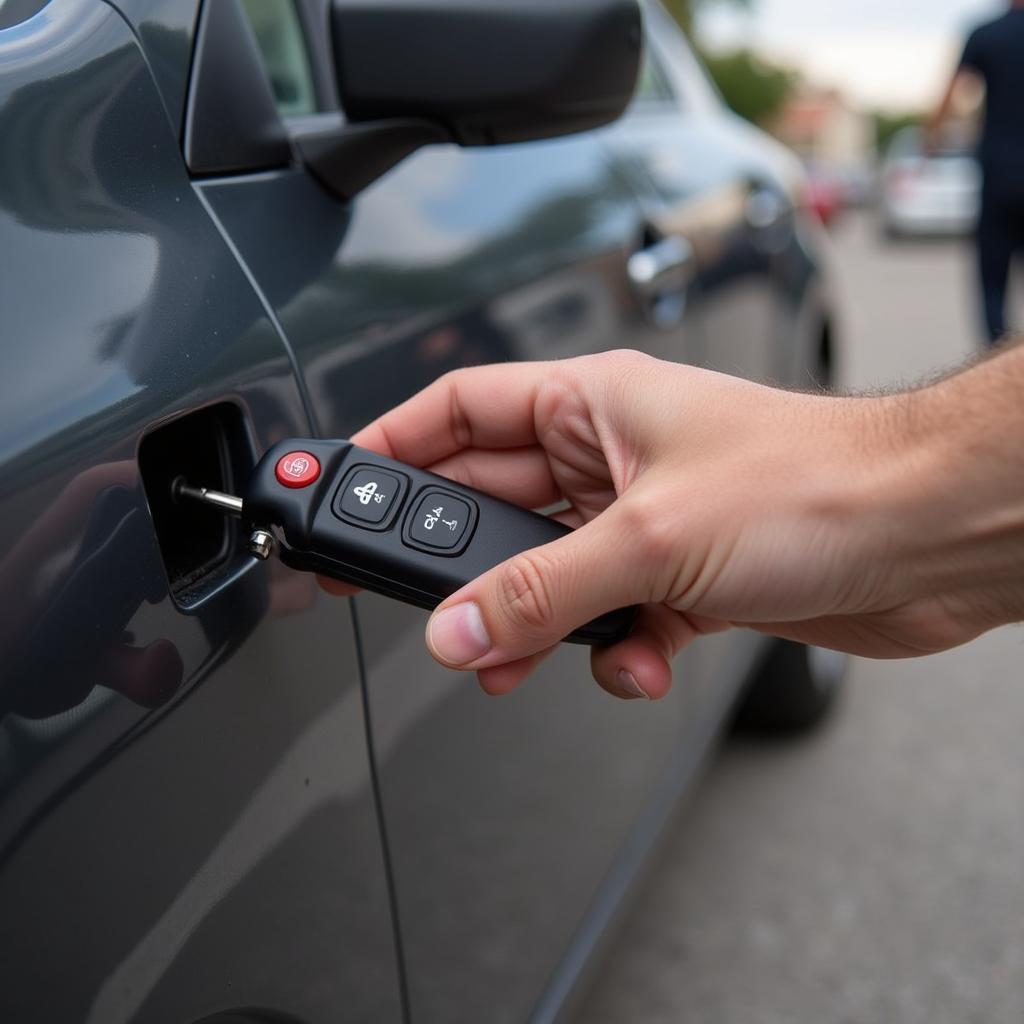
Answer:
[{"left": 242, "top": 439, "right": 638, "bottom": 646}]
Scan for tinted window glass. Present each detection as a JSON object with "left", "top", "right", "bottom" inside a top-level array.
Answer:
[{"left": 240, "top": 0, "right": 317, "bottom": 116}]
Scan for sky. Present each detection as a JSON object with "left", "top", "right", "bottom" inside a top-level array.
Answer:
[{"left": 697, "top": 0, "right": 1006, "bottom": 111}]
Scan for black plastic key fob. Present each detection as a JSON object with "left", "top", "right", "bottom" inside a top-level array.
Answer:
[{"left": 244, "top": 439, "right": 638, "bottom": 646}]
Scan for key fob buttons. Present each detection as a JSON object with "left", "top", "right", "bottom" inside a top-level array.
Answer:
[
  {"left": 275, "top": 451, "right": 321, "bottom": 488},
  {"left": 334, "top": 465, "right": 408, "bottom": 530},
  {"left": 403, "top": 488, "right": 477, "bottom": 556}
]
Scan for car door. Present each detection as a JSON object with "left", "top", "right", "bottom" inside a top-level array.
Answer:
[
  {"left": 0, "top": 3, "right": 402, "bottom": 1022},
  {"left": 610, "top": 1, "right": 790, "bottom": 385},
  {"left": 190, "top": 2, "right": 714, "bottom": 1021}
]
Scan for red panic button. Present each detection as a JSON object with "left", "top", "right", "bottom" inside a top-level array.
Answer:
[{"left": 275, "top": 451, "right": 321, "bottom": 488}]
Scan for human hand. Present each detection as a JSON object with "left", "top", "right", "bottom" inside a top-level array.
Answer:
[{"left": 320, "top": 349, "right": 1023, "bottom": 699}]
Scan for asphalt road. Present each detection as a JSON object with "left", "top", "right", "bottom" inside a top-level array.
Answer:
[{"left": 575, "top": 213, "right": 1024, "bottom": 1024}]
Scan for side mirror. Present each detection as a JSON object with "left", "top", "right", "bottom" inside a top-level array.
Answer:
[{"left": 292, "top": 0, "right": 642, "bottom": 198}]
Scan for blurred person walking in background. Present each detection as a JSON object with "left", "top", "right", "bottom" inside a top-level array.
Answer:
[
  {"left": 933, "top": 0, "right": 1024, "bottom": 346},
  {"left": 930, "top": 0, "right": 1024, "bottom": 344}
]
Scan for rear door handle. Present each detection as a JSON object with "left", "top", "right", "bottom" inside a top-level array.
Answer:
[
  {"left": 627, "top": 235, "right": 695, "bottom": 328},
  {"left": 745, "top": 186, "right": 788, "bottom": 231}
]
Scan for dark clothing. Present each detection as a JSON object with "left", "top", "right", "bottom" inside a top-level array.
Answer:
[
  {"left": 960, "top": 9, "right": 1024, "bottom": 199},
  {"left": 977, "top": 187, "right": 1024, "bottom": 341},
  {"left": 960, "top": 9, "right": 1024, "bottom": 342}
]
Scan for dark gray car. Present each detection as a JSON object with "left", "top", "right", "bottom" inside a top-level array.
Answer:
[{"left": 0, "top": 1, "right": 840, "bottom": 1021}]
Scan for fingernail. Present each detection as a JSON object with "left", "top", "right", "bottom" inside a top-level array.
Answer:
[
  {"left": 427, "top": 603, "right": 492, "bottom": 666},
  {"left": 617, "top": 669, "right": 649, "bottom": 700}
]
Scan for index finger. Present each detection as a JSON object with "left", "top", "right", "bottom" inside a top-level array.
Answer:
[{"left": 352, "top": 361, "right": 554, "bottom": 466}]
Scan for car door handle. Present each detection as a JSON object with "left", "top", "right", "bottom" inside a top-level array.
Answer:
[
  {"left": 745, "top": 186, "right": 788, "bottom": 231},
  {"left": 627, "top": 235, "right": 695, "bottom": 327}
]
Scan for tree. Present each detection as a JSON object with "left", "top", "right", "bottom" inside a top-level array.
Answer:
[
  {"left": 659, "top": 0, "right": 795, "bottom": 128},
  {"left": 661, "top": 0, "right": 752, "bottom": 36},
  {"left": 700, "top": 49, "right": 798, "bottom": 125}
]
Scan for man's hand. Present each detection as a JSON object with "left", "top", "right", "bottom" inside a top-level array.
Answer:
[{"left": 321, "top": 348, "right": 1024, "bottom": 700}]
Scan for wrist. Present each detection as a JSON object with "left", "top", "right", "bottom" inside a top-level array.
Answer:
[{"left": 864, "top": 365, "right": 1024, "bottom": 630}]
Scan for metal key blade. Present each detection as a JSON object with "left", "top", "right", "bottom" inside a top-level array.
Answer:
[{"left": 173, "top": 479, "right": 244, "bottom": 516}]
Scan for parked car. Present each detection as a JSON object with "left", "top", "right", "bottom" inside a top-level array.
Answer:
[
  {"left": 881, "top": 126, "right": 981, "bottom": 238},
  {"left": 0, "top": 1, "right": 841, "bottom": 1022}
]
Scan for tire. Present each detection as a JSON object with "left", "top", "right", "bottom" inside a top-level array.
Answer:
[
  {"left": 882, "top": 220, "right": 903, "bottom": 242},
  {"left": 733, "top": 639, "right": 847, "bottom": 735}
]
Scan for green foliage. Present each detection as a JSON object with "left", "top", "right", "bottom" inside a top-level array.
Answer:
[
  {"left": 873, "top": 111, "right": 922, "bottom": 153},
  {"left": 700, "top": 49, "right": 798, "bottom": 125},
  {"left": 660, "top": 0, "right": 697, "bottom": 33},
  {"left": 661, "top": 0, "right": 751, "bottom": 36},
  {"left": 660, "top": 0, "right": 792, "bottom": 128}
]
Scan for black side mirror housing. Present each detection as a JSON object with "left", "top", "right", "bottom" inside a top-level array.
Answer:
[
  {"left": 333, "top": 0, "right": 642, "bottom": 145},
  {"left": 293, "top": 0, "right": 642, "bottom": 198}
]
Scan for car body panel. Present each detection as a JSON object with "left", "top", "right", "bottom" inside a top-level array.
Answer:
[
  {"left": 620, "top": 6, "right": 828, "bottom": 389},
  {"left": 104, "top": 0, "right": 200, "bottom": 131},
  {"left": 201, "top": 130, "right": 707, "bottom": 1023},
  {"left": 0, "top": 1, "right": 835, "bottom": 1021},
  {"left": 0, "top": 3, "right": 402, "bottom": 1020}
]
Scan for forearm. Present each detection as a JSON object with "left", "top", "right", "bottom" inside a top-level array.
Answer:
[
  {"left": 881, "top": 343, "right": 1024, "bottom": 631},
  {"left": 927, "top": 68, "right": 972, "bottom": 143},
  {"left": 927, "top": 89, "right": 954, "bottom": 136}
]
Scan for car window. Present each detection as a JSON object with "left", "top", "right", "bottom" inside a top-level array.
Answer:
[
  {"left": 644, "top": 1, "right": 723, "bottom": 117},
  {"left": 635, "top": 45, "right": 678, "bottom": 108},
  {"left": 240, "top": 0, "right": 317, "bottom": 116}
]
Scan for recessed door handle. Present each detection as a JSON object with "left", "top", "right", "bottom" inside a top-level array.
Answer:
[
  {"left": 627, "top": 235, "right": 695, "bottom": 327},
  {"left": 745, "top": 187, "right": 788, "bottom": 231}
]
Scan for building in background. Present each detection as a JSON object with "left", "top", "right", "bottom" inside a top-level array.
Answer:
[{"left": 771, "top": 86, "right": 877, "bottom": 211}]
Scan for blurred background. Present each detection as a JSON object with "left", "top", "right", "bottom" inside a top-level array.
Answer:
[
  {"left": 577, "top": 2, "right": 1024, "bottom": 1022},
  {"left": 676, "top": 0, "right": 999, "bottom": 236}
]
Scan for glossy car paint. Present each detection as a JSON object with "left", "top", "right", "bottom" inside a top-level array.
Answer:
[
  {"left": 197, "top": 7, "right": 827, "bottom": 1024},
  {"left": 0, "top": 2, "right": 832, "bottom": 1023},
  {"left": 0, "top": 2, "right": 402, "bottom": 1021},
  {"left": 199, "top": 132, "right": 702, "bottom": 1024},
  {"left": 104, "top": 0, "right": 200, "bottom": 130}
]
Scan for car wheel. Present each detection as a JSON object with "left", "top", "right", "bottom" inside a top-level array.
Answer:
[
  {"left": 881, "top": 218, "right": 904, "bottom": 242},
  {"left": 732, "top": 639, "right": 847, "bottom": 735}
]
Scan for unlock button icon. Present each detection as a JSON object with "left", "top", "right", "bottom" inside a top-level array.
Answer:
[
  {"left": 335, "top": 465, "right": 407, "bottom": 528},
  {"left": 406, "top": 490, "right": 474, "bottom": 552}
]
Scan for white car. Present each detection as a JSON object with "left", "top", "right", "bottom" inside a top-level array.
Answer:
[{"left": 881, "top": 127, "right": 981, "bottom": 237}]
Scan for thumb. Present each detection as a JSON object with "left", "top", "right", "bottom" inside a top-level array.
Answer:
[{"left": 425, "top": 506, "right": 652, "bottom": 670}]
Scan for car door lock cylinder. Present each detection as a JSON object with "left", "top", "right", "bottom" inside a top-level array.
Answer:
[{"left": 175, "top": 438, "right": 637, "bottom": 646}]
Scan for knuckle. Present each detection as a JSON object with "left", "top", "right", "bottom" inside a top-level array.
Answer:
[
  {"left": 587, "top": 348, "right": 653, "bottom": 372},
  {"left": 621, "top": 497, "right": 681, "bottom": 566},
  {"left": 435, "top": 368, "right": 474, "bottom": 448},
  {"left": 588, "top": 349, "right": 660, "bottom": 411},
  {"left": 496, "top": 552, "right": 558, "bottom": 634}
]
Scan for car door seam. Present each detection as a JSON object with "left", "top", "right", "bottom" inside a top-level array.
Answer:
[
  {"left": 192, "top": 185, "right": 323, "bottom": 438},
  {"left": 349, "top": 597, "right": 413, "bottom": 1024}
]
